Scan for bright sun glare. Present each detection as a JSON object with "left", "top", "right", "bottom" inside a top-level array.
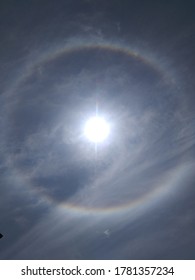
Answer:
[{"left": 84, "top": 116, "right": 110, "bottom": 143}]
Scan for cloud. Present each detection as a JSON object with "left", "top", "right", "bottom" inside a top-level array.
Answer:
[{"left": 0, "top": 3, "right": 195, "bottom": 259}]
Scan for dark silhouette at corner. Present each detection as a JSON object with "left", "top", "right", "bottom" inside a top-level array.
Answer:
[{"left": 0, "top": 233, "right": 3, "bottom": 239}]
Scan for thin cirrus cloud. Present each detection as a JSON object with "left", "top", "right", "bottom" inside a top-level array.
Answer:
[{"left": 0, "top": 0, "right": 195, "bottom": 259}]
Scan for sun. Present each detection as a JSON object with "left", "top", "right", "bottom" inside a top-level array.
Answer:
[{"left": 84, "top": 116, "right": 110, "bottom": 143}]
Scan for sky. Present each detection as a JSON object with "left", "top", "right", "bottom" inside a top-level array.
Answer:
[{"left": 0, "top": 0, "right": 195, "bottom": 260}]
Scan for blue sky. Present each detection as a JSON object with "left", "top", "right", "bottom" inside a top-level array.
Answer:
[{"left": 0, "top": 0, "right": 195, "bottom": 259}]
